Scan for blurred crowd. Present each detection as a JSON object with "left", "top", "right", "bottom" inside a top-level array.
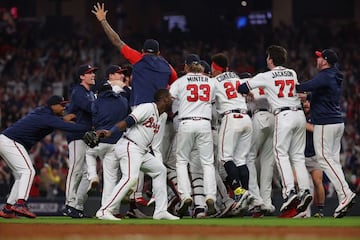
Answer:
[{"left": 0, "top": 8, "right": 359, "bottom": 199}]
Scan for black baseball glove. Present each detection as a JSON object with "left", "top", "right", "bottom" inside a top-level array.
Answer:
[{"left": 83, "top": 131, "right": 100, "bottom": 148}]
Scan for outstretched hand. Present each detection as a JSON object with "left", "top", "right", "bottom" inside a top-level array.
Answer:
[
  {"left": 96, "top": 130, "right": 111, "bottom": 138},
  {"left": 91, "top": 2, "right": 108, "bottom": 22}
]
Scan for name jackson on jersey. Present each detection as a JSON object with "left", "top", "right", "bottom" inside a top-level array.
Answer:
[
  {"left": 142, "top": 116, "right": 160, "bottom": 134},
  {"left": 272, "top": 70, "right": 294, "bottom": 78},
  {"left": 215, "top": 72, "right": 239, "bottom": 82}
]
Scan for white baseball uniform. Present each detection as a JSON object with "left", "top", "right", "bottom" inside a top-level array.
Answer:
[
  {"left": 244, "top": 66, "right": 310, "bottom": 199},
  {"left": 169, "top": 72, "right": 217, "bottom": 203},
  {"left": 247, "top": 86, "right": 276, "bottom": 211},
  {"left": 213, "top": 72, "right": 252, "bottom": 169},
  {"left": 96, "top": 103, "right": 169, "bottom": 217}
]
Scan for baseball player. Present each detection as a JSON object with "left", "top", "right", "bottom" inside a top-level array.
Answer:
[
  {"left": 246, "top": 73, "right": 277, "bottom": 217},
  {"left": 211, "top": 53, "right": 253, "bottom": 213},
  {"left": 92, "top": 3, "right": 178, "bottom": 209},
  {"left": 169, "top": 54, "right": 217, "bottom": 217},
  {"left": 105, "top": 65, "right": 131, "bottom": 99},
  {"left": 296, "top": 49, "right": 356, "bottom": 218},
  {"left": 238, "top": 45, "right": 312, "bottom": 217},
  {"left": 63, "top": 64, "right": 97, "bottom": 218},
  {"left": 0, "top": 95, "right": 88, "bottom": 219},
  {"left": 95, "top": 89, "right": 179, "bottom": 220},
  {"left": 85, "top": 81, "right": 129, "bottom": 218}
]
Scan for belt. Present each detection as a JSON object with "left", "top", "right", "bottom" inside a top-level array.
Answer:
[
  {"left": 179, "top": 117, "right": 210, "bottom": 121},
  {"left": 253, "top": 108, "right": 269, "bottom": 114},
  {"left": 220, "top": 109, "right": 248, "bottom": 118},
  {"left": 274, "top": 106, "right": 302, "bottom": 115}
]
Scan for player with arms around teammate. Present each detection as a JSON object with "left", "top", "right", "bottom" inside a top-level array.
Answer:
[
  {"left": 211, "top": 53, "right": 254, "bottom": 213},
  {"left": 170, "top": 54, "right": 217, "bottom": 217},
  {"left": 296, "top": 49, "right": 356, "bottom": 218},
  {"left": 238, "top": 45, "right": 312, "bottom": 217},
  {"left": 95, "top": 89, "right": 179, "bottom": 220},
  {"left": 85, "top": 81, "right": 129, "bottom": 218},
  {"left": 63, "top": 64, "right": 97, "bottom": 218},
  {"left": 0, "top": 96, "right": 88, "bottom": 219}
]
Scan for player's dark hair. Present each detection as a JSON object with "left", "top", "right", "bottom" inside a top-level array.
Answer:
[
  {"left": 267, "top": 45, "right": 287, "bottom": 66},
  {"left": 154, "top": 88, "right": 170, "bottom": 102},
  {"left": 211, "top": 53, "right": 229, "bottom": 69}
]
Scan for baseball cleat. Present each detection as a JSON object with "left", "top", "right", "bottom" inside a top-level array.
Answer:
[
  {"left": 135, "top": 196, "right": 149, "bottom": 206},
  {"left": 62, "top": 205, "right": 85, "bottom": 218},
  {"left": 11, "top": 203, "right": 36, "bottom": 218},
  {"left": 205, "top": 198, "right": 217, "bottom": 217},
  {"left": 192, "top": 207, "right": 206, "bottom": 219},
  {"left": 334, "top": 192, "right": 356, "bottom": 215},
  {"left": 280, "top": 190, "right": 299, "bottom": 212},
  {"left": 232, "top": 190, "right": 250, "bottom": 213},
  {"left": 153, "top": 211, "right": 179, "bottom": 220},
  {"left": 216, "top": 202, "right": 234, "bottom": 218},
  {"left": 313, "top": 212, "right": 324, "bottom": 218},
  {"left": 297, "top": 189, "right": 313, "bottom": 213},
  {"left": 0, "top": 208, "right": 18, "bottom": 219},
  {"left": 147, "top": 196, "right": 155, "bottom": 206},
  {"left": 278, "top": 206, "right": 299, "bottom": 218},
  {"left": 176, "top": 197, "right": 193, "bottom": 218},
  {"left": 96, "top": 209, "right": 121, "bottom": 220}
]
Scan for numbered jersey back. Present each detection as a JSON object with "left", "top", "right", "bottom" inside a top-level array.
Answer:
[
  {"left": 248, "top": 66, "right": 301, "bottom": 109},
  {"left": 169, "top": 73, "right": 215, "bottom": 119}
]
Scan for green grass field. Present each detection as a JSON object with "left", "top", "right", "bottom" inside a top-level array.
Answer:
[
  {"left": 1, "top": 216, "right": 360, "bottom": 240},
  {"left": 1, "top": 216, "right": 360, "bottom": 226}
]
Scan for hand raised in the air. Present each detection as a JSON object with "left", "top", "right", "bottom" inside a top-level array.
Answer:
[{"left": 91, "top": 2, "right": 108, "bottom": 22}]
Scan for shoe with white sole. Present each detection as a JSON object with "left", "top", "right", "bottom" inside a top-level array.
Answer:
[
  {"left": 177, "top": 197, "right": 192, "bottom": 218},
  {"left": 96, "top": 209, "right": 121, "bottom": 220},
  {"left": 153, "top": 211, "right": 179, "bottom": 220},
  {"left": 87, "top": 176, "right": 100, "bottom": 193},
  {"left": 334, "top": 192, "right": 356, "bottom": 218}
]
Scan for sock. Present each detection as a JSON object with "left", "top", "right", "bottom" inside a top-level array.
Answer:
[
  {"left": 17, "top": 199, "right": 25, "bottom": 205},
  {"left": 237, "top": 165, "right": 249, "bottom": 189},
  {"left": 223, "top": 161, "right": 241, "bottom": 191}
]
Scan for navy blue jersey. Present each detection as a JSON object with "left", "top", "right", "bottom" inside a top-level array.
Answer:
[
  {"left": 65, "top": 84, "right": 95, "bottom": 142},
  {"left": 296, "top": 66, "right": 343, "bottom": 125},
  {"left": 92, "top": 90, "right": 129, "bottom": 144},
  {"left": 130, "top": 54, "right": 171, "bottom": 106},
  {"left": 305, "top": 117, "right": 316, "bottom": 157},
  {"left": 2, "top": 106, "right": 88, "bottom": 151}
]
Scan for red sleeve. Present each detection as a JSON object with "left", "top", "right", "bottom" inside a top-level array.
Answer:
[
  {"left": 168, "top": 65, "right": 178, "bottom": 85},
  {"left": 120, "top": 45, "right": 142, "bottom": 64}
]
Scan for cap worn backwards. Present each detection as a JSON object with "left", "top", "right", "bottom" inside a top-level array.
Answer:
[
  {"left": 185, "top": 54, "right": 200, "bottom": 65},
  {"left": 315, "top": 49, "right": 338, "bottom": 65},
  {"left": 105, "top": 65, "right": 125, "bottom": 77},
  {"left": 143, "top": 39, "right": 159, "bottom": 53},
  {"left": 77, "top": 64, "right": 98, "bottom": 77},
  {"left": 47, "top": 95, "right": 69, "bottom": 106}
]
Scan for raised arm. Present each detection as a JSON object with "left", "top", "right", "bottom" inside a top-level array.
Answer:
[{"left": 92, "top": 2, "right": 126, "bottom": 50}]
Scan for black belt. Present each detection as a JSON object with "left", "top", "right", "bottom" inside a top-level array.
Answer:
[
  {"left": 220, "top": 109, "right": 247, "bottom": 118},
  {"left": 179, "top": 117, "right": 210, "bottom": 121},
  {"left": 253, "top": 108, "right": 269, "bottom": 114},
  {"left": 274, "top": 106, "right": 302, "bottom": 115}
]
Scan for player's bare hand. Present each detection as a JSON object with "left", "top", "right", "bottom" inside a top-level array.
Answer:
[
  {"left": 297, "top": 92, "right": 307, "bottom": 102},
  {"left": 91, "top": 2, "right": 108, "bottom": 22},
  {"left": 63, "top": 113, "right": 77, "bottom": 122},
  {"left": 96, "top": 129, "right": 111, "bottom": 138}
]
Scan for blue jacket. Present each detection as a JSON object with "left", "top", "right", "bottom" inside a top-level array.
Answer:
[
  {"left": 2, "top": 106, "right": 88, "bottom": 151},
  {"left": 296, "top": 66, "right": 344, "bottom": 125},
  {"left": 65, "top": 84, "right": 95, "bottom": 142},
  {"left": 92, "top": 90, "right": 129, "bottom": 144},
  {"left": 130, "top": 54, "right": 171, "bottom": 106}
]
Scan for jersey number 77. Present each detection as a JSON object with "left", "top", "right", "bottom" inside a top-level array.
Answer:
[{"left": 275, "top": 79, "right": 295, "bottom": 98}]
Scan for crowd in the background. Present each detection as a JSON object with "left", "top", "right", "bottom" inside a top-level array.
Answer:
[{"left": 0, "top": 9, "right": 359, "bottom": 199}]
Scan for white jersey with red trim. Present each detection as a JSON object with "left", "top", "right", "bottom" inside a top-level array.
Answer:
[
  {"left": 213, "top": 71, "right": 248, "bottom": 114},
  {"left": 124, "top": 102, "right": 160, "bottom": 149},
  {"left": 169, "top": 73, "right": 215, "bottom": 120},
  {"left": 246, "top": 66, "right": 301, "bottom": 110}
]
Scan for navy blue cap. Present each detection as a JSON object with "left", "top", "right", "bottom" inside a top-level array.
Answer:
[
  {"left": 315, "top": 49, "right": 338, "bottom": 64},
  {"left": 47, "top": 95, "right": 69, "bottom": 106},
  {"left": 143, "top": 39, "right": 159, "bottom": 53},
  {"left": 185, "top": 54, "right": 200, "bottom": 65},
  {"left": 200, "top": 60, "right": 211, "bottom": 75},
  {"left": 77, "top": 64, "right": 98, "bottom": 77},
  {"left": 105, "top": 65, "right": 125, "bottom": 77}
]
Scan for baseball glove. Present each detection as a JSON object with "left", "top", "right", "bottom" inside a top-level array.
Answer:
[{"left": 83, "top": 131, "right": 100, "bottom": 148}]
